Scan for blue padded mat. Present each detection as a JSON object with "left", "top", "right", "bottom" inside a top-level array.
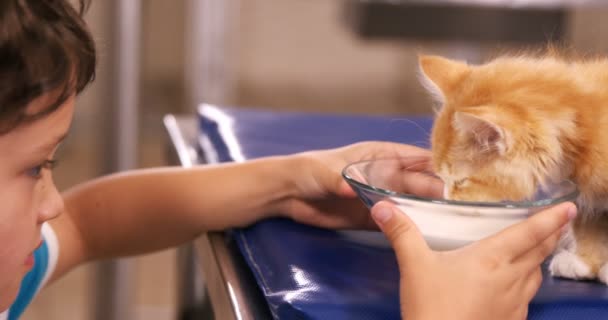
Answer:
[{"left": 198, "top": 105, "right": 608, "bottom": 319}]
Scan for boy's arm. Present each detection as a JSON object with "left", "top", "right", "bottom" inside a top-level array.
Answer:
[
  {"left": 47, "top": 141, "right": 430, "bottom": 283},
  {"left": 48, "top": 156, "right": 299, "bottom": 282}
]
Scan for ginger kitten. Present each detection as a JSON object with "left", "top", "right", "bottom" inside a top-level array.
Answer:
[{"left": 420, "top": 52, "right": 608, "bottom": 284}]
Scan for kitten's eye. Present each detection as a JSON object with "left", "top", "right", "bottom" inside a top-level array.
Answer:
[
  {"left": 26, "top": 159, "right": 59, "bottom": 179},
  {"left": 453, "top": 178, "right": 468, "bottom": 187}
]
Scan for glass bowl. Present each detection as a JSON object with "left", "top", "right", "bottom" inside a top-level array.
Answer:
[{"left": 342, "top": 157, "right": 579, "bottom": 250}]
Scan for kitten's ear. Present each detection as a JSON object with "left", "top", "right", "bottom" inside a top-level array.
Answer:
[
  {"left": 418, "top": 55, "right": 470, "bottom": 105},
  {"left": 453, "top": 110, "right": 510, "bottom": 155}
]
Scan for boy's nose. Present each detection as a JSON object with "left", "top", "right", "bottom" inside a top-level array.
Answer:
[{"left": 38, "top": 184, "right": 64, "bottom": 223}]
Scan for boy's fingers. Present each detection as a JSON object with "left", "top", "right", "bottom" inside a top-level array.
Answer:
[
  {"left": 522, "top": 268, "right": 544, "bottom": 302},
  {"left": 515, "top": 228, "right": 562, "bottom": 270},
  {"left": 371, "top": 201, "right": 430, "bottom": 265},
  {"left": 337, "top": 180, "right": 358, "bottom": 198},
  {"left": 398, "top": 171, "right": 444, "bottom": 198},
  {"left": 390, "top": 156, "right": 443, "bottom": 199},
  {"left": 387, "top": 143, "right": 432, "bottom": 160},
  {"left": 483, "top": 202, "right": 576, "bottom": 260}
]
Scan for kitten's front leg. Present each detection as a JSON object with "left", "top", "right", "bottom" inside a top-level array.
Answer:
[
  {"left": 549, "top": 213, "right": 608, "bottom": 283},
  {"left": 549, "top": 222, "right": 595, "bottom": 281}
]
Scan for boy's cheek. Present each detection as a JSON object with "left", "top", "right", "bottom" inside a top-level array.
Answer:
[
  {"left": 0, "top": 273, "right": 23, "bottom": 311},
  {"left": 0, "top": 224, "right": 38, "bottom": 310}
]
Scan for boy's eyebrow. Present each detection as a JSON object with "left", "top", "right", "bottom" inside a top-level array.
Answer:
[{"left": 38, "top": 131, "right": 69, "bottom": 152}]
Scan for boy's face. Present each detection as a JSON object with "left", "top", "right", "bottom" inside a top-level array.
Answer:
[{"left": 0, "top": 94, "right": 74, "bottom": 311}]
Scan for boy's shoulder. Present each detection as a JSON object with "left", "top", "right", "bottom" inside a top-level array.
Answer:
[{"left": 4, "top": 224, "right": 59, "bottom": 320}]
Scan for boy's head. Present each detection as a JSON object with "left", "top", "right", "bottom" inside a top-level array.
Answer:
[{"left": 0, "top": 0, "right": 96, "bottom": 311}]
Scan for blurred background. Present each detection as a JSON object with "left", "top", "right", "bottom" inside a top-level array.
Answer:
[{"left": 21, "top": 0, "right": 608, "bottom": 319}]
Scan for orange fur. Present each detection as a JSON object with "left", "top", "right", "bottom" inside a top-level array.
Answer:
[
  {"left": 421, "top": 54, "right": 607, "bottom": 204},
  {"left": 419, "top": 52, "right": 608, "bottom": 282}
]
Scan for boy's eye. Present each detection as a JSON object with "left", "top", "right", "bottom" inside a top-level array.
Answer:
[
  {"left": 26, "top": 159, "right": 58, "bottom": 179},
  {"left": 26, "top": 165, "right": 44, "bottom": 178}
]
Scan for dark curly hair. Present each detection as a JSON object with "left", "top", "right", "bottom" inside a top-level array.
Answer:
[{"left": 0, "top": 0, "right": 96, "bottom": 133}]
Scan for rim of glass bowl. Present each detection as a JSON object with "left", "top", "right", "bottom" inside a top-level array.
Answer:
[{"left": 341, "top": 158, "right": 579, "bottom": 209}]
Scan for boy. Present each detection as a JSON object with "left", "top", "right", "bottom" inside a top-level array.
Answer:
[{"left": 0, "top": 1, "right": 575, "bottom": 319}]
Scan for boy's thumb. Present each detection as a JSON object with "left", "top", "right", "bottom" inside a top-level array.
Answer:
[{"left": 371, "top": 201, "right": 430, "bottom": 262}]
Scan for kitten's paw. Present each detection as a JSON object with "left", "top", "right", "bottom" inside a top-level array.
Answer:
[
  {"left": 597, "top": 264, "right": 608, "bottom": 285},
  {"left": 549, "top": 251, "right": 595, "bottom": 280}
]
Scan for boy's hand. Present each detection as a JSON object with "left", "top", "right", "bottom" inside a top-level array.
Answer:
[
  {"left": 279, "top": 141, "right": 438, "bottom": 230},
  {"left": 372, "top": 201, "right": 576, "bottom": 320}
]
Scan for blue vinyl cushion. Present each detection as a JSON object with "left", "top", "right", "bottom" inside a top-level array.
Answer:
[{"left": 198, "top": 105, "right": 608, "bottom": 319}]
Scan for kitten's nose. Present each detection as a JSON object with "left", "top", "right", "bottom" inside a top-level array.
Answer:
[{"left": 443, "top": 184, "right": 450, "bottom": 199}]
